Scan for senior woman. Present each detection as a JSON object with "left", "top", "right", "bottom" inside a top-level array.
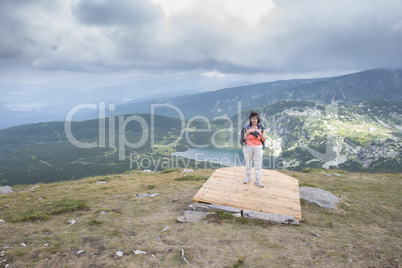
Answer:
[{"left": 241, "top": 111, "right": 267, "bottom": 188}]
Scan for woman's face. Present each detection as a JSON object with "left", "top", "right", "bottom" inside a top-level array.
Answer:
[{"left": 250, "top": 117, "right": 258, "bottom": 125}]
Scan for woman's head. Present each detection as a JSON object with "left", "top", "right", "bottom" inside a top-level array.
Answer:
[{"left": 249, "top": 111, "right": 260, "bottom": 124}]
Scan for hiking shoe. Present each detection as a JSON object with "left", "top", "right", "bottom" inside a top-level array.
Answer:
[
  {"left": 244, "top": 177, "right": 251, "bottom": 184},
  {"left": 254, "top": 180, "right": 264, "bottom": 188}
]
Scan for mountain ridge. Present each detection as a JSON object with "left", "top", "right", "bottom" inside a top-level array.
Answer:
[{"left": 111, "top": 68, "right": 402, "bottom": 119}]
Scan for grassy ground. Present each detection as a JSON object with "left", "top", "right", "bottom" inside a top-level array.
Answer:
[{"left": 0, "top": 169, "right": 401, "bottom": 267}]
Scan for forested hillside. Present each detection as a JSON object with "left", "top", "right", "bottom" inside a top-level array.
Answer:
[{"left": 0, "top": 98, "right": 400, "bottom": 186}]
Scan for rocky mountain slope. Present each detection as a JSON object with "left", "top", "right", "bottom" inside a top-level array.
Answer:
[{"left": 234, "top": 99, "right": 401, "bottom": 172}]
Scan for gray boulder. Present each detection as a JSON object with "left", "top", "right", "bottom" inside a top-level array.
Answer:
[
  {"left": 177, "top": 211, "right": 207, "bottom": 223},
  {"left": 243, "top": 210, "right": 300, "bottom": 225},
  {"left": 299, "top": 187, "right": 339, "bottom": 209},
  {"left": 0, "top": 186, "right": 13, "bottom": 194}
]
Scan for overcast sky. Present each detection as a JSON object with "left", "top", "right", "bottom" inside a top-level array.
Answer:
[{"left": 1, "top": 0, "right": 402, "bottom": 127}]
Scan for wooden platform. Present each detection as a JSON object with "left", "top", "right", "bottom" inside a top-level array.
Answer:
[{"left": 192, "top": 167, "right": 302, "bottom": 222}]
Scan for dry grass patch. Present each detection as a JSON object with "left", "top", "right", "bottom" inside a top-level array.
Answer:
[{"left": 0, "top": 168, "right": 401, "bottom": 267}]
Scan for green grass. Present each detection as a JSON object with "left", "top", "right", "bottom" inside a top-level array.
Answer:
[
  {"left": 8, "top": 199, "right": 90, "bottom": 223},
  {"left": 174, "top": 175, "right": 209, "bottom": 181},
  {"left": 48, "top": 199, "right": 90, "bottom": 215}
]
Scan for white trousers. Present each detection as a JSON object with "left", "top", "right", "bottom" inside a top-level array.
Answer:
[{"left": 243, "top": 144, "right": 263, "bottom": 181}]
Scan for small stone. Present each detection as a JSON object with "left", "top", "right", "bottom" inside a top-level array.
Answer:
[
  {"left": 310, "top": 230, "right": 322, "bottom": 237},
  {"left": 183, "top": 169, "right": 194, "bottom": 173},
  {"left": 151, "top": 254, "right": 157, "bottom": 258},
  {"left": 135, "top": 193, "right": 159, "bottom": 197},
  {"left": 29, "top": 185, "right": 40, "bottom": 191},
  {"left": 20, "top": 243, "right": 27, "bottom": 247},
  {"left": 334, "top": 173, "right": 342, "bottom": 178},
  {"left": 142, "top": 170, "right": 152, "bottom": 172},
  {"left": 69, "top": 220, "right": 76, "bottom": 225},
  {"left": 0, "top": 220, "right": 5, "bottom": 223},
  {"left": 180, "top": 249, "right": 189, "bottom": 264},
  {"left": 134, "top": 250, "right": 147, "bottom": 255},
  {"left": 344, "top": 203, "right": 350, "bottom": 207},
  {"left": 38, "top": 198, "right": 44, "bottom": 200},
  {"left": 76, "top": 250, "right": 85, "bottom": 255},
  {"left": 171, "top": 198, "right": 179, "bottom": 202},
  {"left": 100, "top": 211, "right": 106, "bottom": 215},
  {"left": 96, "top": 181, "right": 107, "bottom": 184},
  {"left": 322, "top": 171, "right": 331, "bottom": 177},
  {"left": 3, "top": 205, "right": 10, "bottom": 208},
  {"left": 115, "top": 251, "right": 124, "bottom": 257},
  {"left": 44, "top": 243, "right": 49, "bottom": 247},
  {"left": 162, "top": 226, "right": 170, "bottom": 232}
]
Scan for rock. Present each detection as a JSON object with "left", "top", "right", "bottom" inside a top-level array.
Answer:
[
  {"left": 310, "top": 230, "right": 322, "bottom": 237},
  {"left": 171, "top": 198, "right": 179, "bottom": 202},
  {"left": 115, "top": 251, "right": 124, "bottom": 257},
  {"left": 76, "top": 250, "right": 85, "bottom": 255},
  {"left": 0, "top": 186, "right": 13, "bottom": 194},
  {"left": 96, "top": 181, "right": 107, "bottom": 184},
  {"left": 142, "top": 170, "right": 152, "bottom": 172},
  {"left": 29, "top": 185, "right": 40, "bottom": 191},
  {"left": 179, "top": 249, "right": 189, "bottom": 264},
  {"left": 299, "top": 187, "right": 339, "bottom": 210},
  {"left": 162, "top": 226, "right": 170, "bottom": 232},
  {"left": 100, "top": 211, "right": 106, "bottom": 215},
  {"left": 0, "top": 220, "right": 5, "bottom": 223},
  {"left": 68, "top": 220, "right": 77, "bottom": 226},
  {"left": 242, "top": 210, "right": 300, "bottom": 225},
  {"left": 134, "top": 250, "right": 147, "bottom": 255},
  {"left": 322, "top": 171, "right": 331, "bottom": 177},
  {"left": 177, "top": 211, "right": 207, "bottom": 223},
  {"left": 189, "top": 202, "right": 210, "bottom": 211},
  {"left": 209, "top": 204, "right": 242, "bottom": 214},
  {"left": 183, "top": 169, "right": 194, "bottom": 173},
  {"left": 334, "top": 173, "right": 342, "bottom": 178},
  {"left": 135, "top": 193, "right": 159, "bottom": 197}
]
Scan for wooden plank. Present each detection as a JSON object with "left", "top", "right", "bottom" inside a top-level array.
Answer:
[{"left": 193, "top": 166, "right": 302, "bottom": 221}]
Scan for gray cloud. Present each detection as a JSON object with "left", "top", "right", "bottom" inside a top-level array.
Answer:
[
  {"left": 73, "top": 0, "right": 163, "bottom": 26},
  {"left": 0, "top": 0, "right": 401, "bottom": 77}
]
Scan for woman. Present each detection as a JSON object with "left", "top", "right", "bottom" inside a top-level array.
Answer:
[{"left": 241, "top": 111, "right": 267, "bottom": 188}]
